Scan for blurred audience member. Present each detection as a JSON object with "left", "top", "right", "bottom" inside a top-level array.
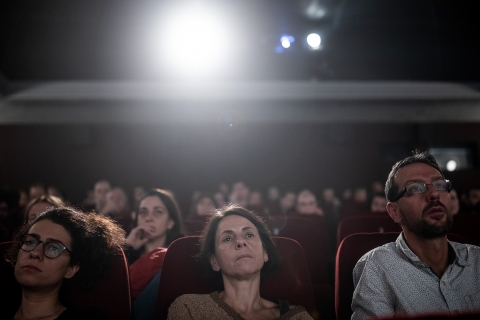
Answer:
[
  {"left": 18, "top": 189, "right": 29, "bottom": 208},
  {"left": 248, "top": 190, "right": 265, "bottom": 214},
  {"left": 29, "top": 183, "right": 46, "bottom": 200},
  {"left": 213, "top": 191, "right": 226, "bottom": 208},
  {"left": 267, "top": 186, "right": 280, "bottom": 203},
  {"left": 218, "top": 182, "right": 229, "bottom": 197},
  {"left": 279, "top": 191, "right": 296, "bottom": 215},
  {"left": 133, "top": 186, "right": 146, "bottom": 206},
  {"left": 127, "top": 189, "right": 184, "bottom": 318},
  {"left": 24, "top": 195, "right": 65, "bottom": 223},
  {"left": 47, "top": 185, "right": 67, "bottom": 203},
  {"left": 322, "top": 188, "right": 341, "bottom": 215},
  {"left": 99, "top": 187, "right": 132, "bottom": 233},
  {"left": 449, "top": 189, "right": 460, "bottom": 215},
  {"left": 371, "top": 180, "right": 384, "bottom": 194},
  {"left": 341, "top": 187, "right": 368, "bottom": 218},
  {"left": 189, "top": 194, "right": 216, "bottom": 218},
  {"left": 370, "top": 192, "right": 387, "bottom": 213},
  {"left": 342, "top": 188, "right": 352, "bottom": 202},
  {"left": 93, "top": 180, "right": 111, "bottom": 213},
  {"left": 229, "top": 181, "right": 250, "bottom": 207},
  {"left": 296, "top": 189, "right": 323, "bottom": 216},
  {"left": 0, "top": 187, "right": 20, "bottom": 242},
  {"left": 468, "top": 188, "right": 480, "bottom": 213}
]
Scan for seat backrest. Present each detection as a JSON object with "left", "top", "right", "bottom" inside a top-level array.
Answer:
[
  {"left": 451, "top": 214, "right": 480, "bottom": 246},
  {"left": 335, "top": 232, "right": 467, "bottom": 320},
  {"left": 0, "top": 242, "right": 131, "bottom": 320},
  {"left": 155, "top": 236, "right": 318, "bottom": 319},
  {"left": 337, "top": 214, "right": 402, "bottom": 246},
  {"left": 270, "top": 215, "right": 331, "bottom": 284}
]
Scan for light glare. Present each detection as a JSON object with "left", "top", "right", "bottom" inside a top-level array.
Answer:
[
  {"left": 307, "top": 33, "right": 321, "bottom": 50},
  {"left": 446, "top": 160, "right": 457, "bottom": 172}
]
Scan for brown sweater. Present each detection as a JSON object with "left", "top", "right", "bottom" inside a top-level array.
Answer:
[{"left": 167, "top": 291, "right": 314, "bottom": 320}]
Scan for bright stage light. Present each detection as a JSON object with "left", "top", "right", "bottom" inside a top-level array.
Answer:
[
  {"left": 307, "top": 33, "right": 321, "bottom": 50},
  {"left": 149, "top": 3, "right": 235, "bottom": 77}
]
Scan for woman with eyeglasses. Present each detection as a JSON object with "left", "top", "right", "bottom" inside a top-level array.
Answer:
[{"left": 4, "top": 207, "right": 126, "bottom": 320}]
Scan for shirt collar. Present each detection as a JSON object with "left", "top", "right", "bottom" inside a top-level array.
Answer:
[{"left": 395, "top": 232, "right": 468, "bottom": 267}]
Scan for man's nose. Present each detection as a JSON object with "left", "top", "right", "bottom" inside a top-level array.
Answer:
[{"left": 426, "top": 184, "right": 440, "bottom": 201}]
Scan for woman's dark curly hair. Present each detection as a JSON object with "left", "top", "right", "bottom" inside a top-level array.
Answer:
[
  {"left": 5, "top": 207, "right": 126, "bottom": 289},
  {"left": 133, "top": 189, "right": 184, "bottom": 247},
  {"left": 198, "top": 204, "right": 281, "bottom": 290}
]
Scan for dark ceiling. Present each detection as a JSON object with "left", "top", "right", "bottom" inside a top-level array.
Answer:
[{"left": 1, "top": 0, "right": 479, "bottom": 82}]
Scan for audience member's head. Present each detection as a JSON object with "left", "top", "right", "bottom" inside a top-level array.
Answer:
[
  {"left": 133, "top": 186, "right": 146, "bottom": 205},
  {"left": 468, "top": 188, "right": 480, "bottom": 212},
  {"left": 342, "top": 188, "right": 352, "bottom": 201},
  {"left": 190, "top": 194, "right": 216, "bottom": 217},
  {"left": 267, "top": 186, "right": 280, "bottom": 202},
  {"left": 279, "top": 191, "right": 296, "bottom": 214},
  {"left": 248, "top": 191, "right": 264, "bottom": 207},
  {"left": 296, "top": 189, "right": 323, "bottom": 216},
  {"left": 449, "top": 189, "right": 460, "bottom": 215},
  {"left": 385, "top": 150, "right": 453, "bottom": 238},
  {"left": 93, "top": 180, "right": 111, "bottom": 212},
  {"left": 130, "top": 189, "right": 183, "bottom": 253},
  {"left": 6, "top": 207, "right": 126, "bottom": 294},
  {"left": 101, "top": 187, "right": 130, "bottom": 218},
  {"left": 24, "top": 195, "right": 65, "bottom": 223},
  {"left": 371, "top": 180, "right": 384, "bottom": 193},
  {"left": 198, "top": 205, "right": 280, "bottom": 288},
  {"left": 354, "top": 187, "right": 368, "bottom": 203},
  {"left": 29, "top": 183, "right": 46, "bottom": 200},
  {"left": 370, "top": 192, "right": 387, "bottom": 213},
  {"left": 47, "top": 185, "right": 66, "bottom": 202},
  {"left": 213, "top": 191, "right": 226, "bottom": 208},
  {"left": 229, "top": 181, "right": 250, "bottom": 207}
]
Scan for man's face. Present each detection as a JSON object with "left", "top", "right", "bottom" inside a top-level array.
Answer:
[
  {"left": 469, "top": 189, "right": 480, "bottom": 207},
  {"left": 94, "top": 181, "right": 111, "bottom": 209},
  {"left": 370, "top": 196, "right": 387, "bottom": 213},
  {"left": 387, "top": 163, "right": 453, "bottom": 239}
]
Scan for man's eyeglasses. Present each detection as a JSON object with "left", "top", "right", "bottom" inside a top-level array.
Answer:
[
  {"left": 391, "top": 179, "right": 452, "bottom": 202},
  {"left": 20, "top": 234, "right": 72, "bottom": 259}
]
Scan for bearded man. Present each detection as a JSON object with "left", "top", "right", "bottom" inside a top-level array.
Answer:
[{"left": 351, "top": 151, "right": 480, "bottom": 319}]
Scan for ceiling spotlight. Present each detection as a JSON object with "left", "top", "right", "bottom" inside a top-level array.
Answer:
[
  {"left": 280, "top": 35, "right": 295, "bottom": 49},
  {"left": 446, "top": 160, "right": 457, "bottom": 172},
  {"left": 307, "top": 33, "right": 321, "bottom": 50}
]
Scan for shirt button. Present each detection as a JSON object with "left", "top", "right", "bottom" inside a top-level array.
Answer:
[{"left": 441, "top": 281, "right": 446, "bottom": 285}]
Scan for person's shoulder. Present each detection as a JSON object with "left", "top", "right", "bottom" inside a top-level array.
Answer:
[{"left": 279, "top": 306, "right": 314, "bottom": 320}]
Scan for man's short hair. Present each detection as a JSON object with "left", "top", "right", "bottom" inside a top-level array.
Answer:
[{"left": 385, "top": 150, "right": 444, "bottom": 202}]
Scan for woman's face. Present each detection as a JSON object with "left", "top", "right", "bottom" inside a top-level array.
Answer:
[
  {"left": 450, "top": 189, "right": 460, "bottom": 215},
  {"left": 210, "top": 215, "right": 267, "bottom": 279},
  {"left": 14, "top": 219, "right": 79, "bottom": 289},
  {"left": 27, "top": 202, "right": 52, "bottom": 222},
  {"left": 196, "top": 197, "right": 215, "bottom": 216},
  {"left": 137, "top": 196, "right": 174, "bottom": 242}
]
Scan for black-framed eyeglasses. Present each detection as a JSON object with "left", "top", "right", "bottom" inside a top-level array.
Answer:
[
  {"left": 391, "top": 179, "right": 452, "bottom": 202},
  {"left": 20, "top": 234, "right": 72, "bottom": 259}
]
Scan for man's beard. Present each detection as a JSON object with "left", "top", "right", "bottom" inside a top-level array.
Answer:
[{"left": 400, "top": 201, "right": 453, "bottom": 239}]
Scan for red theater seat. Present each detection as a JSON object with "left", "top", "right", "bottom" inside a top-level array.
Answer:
[
  {"left": 337, "top": 214, "right": 402, "bottom": 247},
  {"left": 155, "top": 236, "right": 319, "bottom": 319},
  {"left": 335, "top": 232, "right": 467, "bottom": 320},
  {"left": 0, "top": 242, "right": 131, "bottom": 320}
]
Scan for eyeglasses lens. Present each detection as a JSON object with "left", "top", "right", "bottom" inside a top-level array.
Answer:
[
  {"left": 21, "top": 235, "right": 65, "bottom": 258},
  {"left": 406, "top": 180, "right": 448, "bottom": 195}
]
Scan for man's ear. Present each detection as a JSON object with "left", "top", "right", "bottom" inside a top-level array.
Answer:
[
  {"left": 64, "top": 264, "right": 80, "bottom": 279},
  {"left": 210, "top": 255, "right": 219, "bottom": 271},
  {"left": 386, "top": 202, "right": 402, "bottom": 224}
]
